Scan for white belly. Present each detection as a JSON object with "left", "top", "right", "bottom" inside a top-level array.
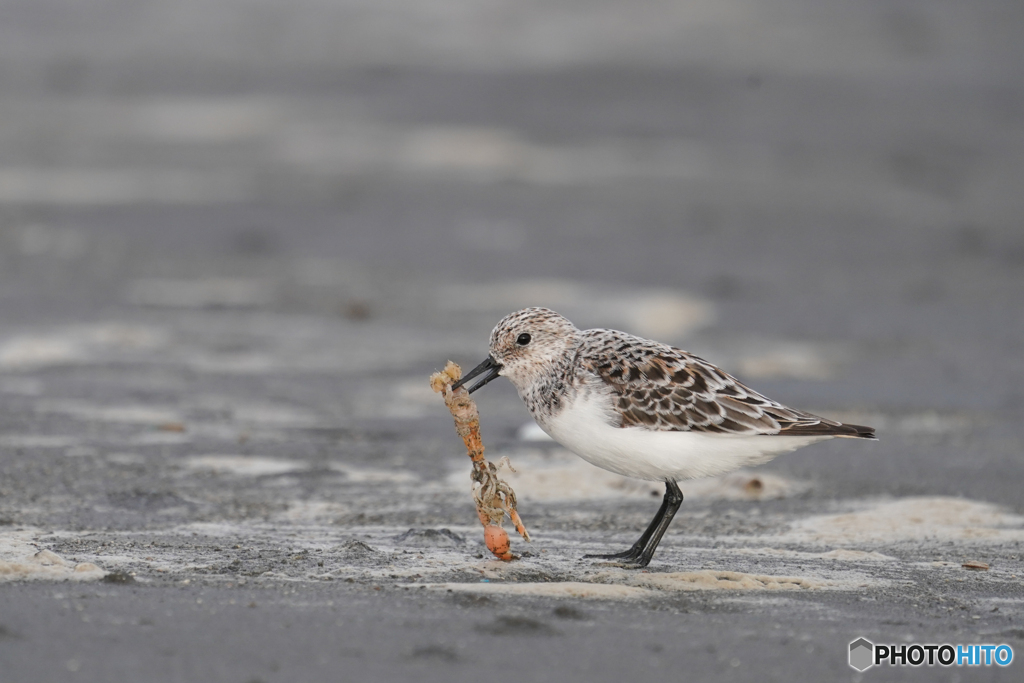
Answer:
[{"left": 539, "top": 391, "right": 830, "bottom": 482}]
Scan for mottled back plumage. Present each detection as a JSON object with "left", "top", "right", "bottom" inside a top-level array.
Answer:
[{"left": 579, "top": 329, "right": 874, "bottom": 438}]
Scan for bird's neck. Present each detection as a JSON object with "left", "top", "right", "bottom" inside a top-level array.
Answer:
[{"left": 518, "top": 343, "right": 581, "bottom": 424}]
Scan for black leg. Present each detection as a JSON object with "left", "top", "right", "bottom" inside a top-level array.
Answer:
[
  {"left": 630, "top": 481, "right": 683, "bottom": 568},
  {"left": 584, "top": 481, "right": 683, "bottom": 568},
  {"left": 583, "top": 490, "right": 670, "bottom": 561}
]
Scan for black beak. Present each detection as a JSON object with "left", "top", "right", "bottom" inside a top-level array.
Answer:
[{"left": 451, "top": 355, "right": 503, "bottom": 394}]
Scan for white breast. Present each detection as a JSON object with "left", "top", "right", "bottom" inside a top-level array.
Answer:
[{"left": 538, "top": 391, "right": 830, "bottom": 482}]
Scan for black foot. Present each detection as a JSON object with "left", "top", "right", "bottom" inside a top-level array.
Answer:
[
  {"left": 582, "top": 547, "right": 642, "bottom": 561},
  {"left": 588, "top": 556, "right": 652, "bottom": 569},
  {"left": 582, "top": 481, "right": 683, "bottom": 570}
]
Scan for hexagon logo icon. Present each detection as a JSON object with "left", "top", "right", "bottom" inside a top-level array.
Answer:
[{"left": 849, "top": 637, "right": 875, "bottom": 671}]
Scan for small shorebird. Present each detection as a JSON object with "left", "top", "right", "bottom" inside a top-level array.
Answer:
[{"left": 454, "top": 307, "right": 875, "bottom": 568}]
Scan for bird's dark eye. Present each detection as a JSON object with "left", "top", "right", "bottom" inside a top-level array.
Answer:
[{"left": 516, "top": 333, "right": 532, "bottom": 346}]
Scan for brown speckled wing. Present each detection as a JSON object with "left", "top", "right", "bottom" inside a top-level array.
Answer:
[{"left": 580, "top": 330, "right": 874, "bottom": 438}]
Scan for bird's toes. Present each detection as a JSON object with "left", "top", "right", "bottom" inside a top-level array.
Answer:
[{"left": 583, "top": 553, "right": 633, "bottom": 561}]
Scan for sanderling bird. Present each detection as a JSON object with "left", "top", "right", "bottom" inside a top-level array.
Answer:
[{"left": 453, "top": 307, "right": 875, "bottom": 568}]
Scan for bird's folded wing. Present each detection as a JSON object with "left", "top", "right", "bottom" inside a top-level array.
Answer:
[{"left": 581, "top": 330, "right": 869, "bottom": 437}]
